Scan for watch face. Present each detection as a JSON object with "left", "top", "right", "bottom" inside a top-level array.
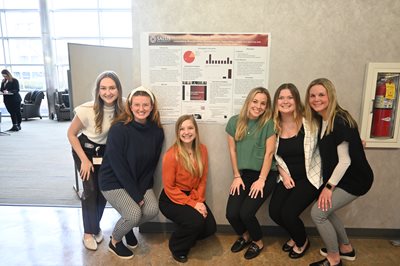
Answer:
[{"left": 326, "top": 183, "right": 332, "bottom": 190}]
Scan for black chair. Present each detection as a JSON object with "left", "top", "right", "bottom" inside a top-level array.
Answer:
[
  {"left": 54, "top": 90, "right": 71, "bottom": 121},
  {"left": 20, "top": 90, "right": 45, "bottom": 120}
]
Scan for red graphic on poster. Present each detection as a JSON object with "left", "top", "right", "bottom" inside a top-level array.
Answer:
[{"left": 183, "top": 50, "right": 195, "bottom": 63}]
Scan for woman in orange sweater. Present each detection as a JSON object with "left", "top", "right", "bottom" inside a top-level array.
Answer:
[{"left": 159, "top": 114, "right": 216, "bottom": 263}]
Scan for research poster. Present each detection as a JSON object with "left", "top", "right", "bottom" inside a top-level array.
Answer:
[{"left": 141, "top": 33, "right": 270, "bottom": 123}]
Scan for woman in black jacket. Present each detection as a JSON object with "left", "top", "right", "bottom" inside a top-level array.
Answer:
[{"left": 0, "top": 69, "right": 22, "bottom": 131}]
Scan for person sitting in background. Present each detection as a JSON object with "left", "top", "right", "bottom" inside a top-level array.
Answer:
[
  {"left": 99, "top": 86, "right": 164, "bottom": 260},
  {"left": 67, "top": 71, "right": 124, "bottom": 251},
  {"left": 0, "top": 69, "right": 22, "bottom": 131},
  {"left": 159, "top": 114, "right": 216, "bottom": 263}
]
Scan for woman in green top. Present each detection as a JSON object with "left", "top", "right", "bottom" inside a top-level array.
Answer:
[{"left": 225, "top": 87, "right": 278, "bottom": 260}]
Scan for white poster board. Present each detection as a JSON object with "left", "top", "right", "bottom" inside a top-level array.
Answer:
[{"left": 141, "top": 33, "right": 270, "bottom": 123}]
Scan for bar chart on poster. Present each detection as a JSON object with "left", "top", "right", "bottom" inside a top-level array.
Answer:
[{"left": 141, "top": 33, "right": 271, "bottom": 123}]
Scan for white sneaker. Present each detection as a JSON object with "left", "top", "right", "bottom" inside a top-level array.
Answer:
[
  {"left": 83, "top": 235, "right": 98, "bottom": 251},
  {"left": 390, "top": 240, "right": 400, "bottom": 246},
  {"left": 94, "top": 229, "right": 103, "bottom": 243}
]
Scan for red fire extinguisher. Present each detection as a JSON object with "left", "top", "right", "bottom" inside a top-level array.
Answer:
[{"left": 370, "top": 80, "right": 394, "bottom": 137}]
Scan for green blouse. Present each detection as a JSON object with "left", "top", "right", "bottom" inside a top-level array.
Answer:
[{"left": 226, "top": 115, "right": 276, "bottom": 172}]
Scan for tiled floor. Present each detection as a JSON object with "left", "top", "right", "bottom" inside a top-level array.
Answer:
[{"left": 1, "top": 205, "right": 399, "bottom": 266}]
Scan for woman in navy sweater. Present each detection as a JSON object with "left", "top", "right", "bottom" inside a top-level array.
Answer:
[{"left": 99, "top": 86, "right": 164, "bottom": 259}]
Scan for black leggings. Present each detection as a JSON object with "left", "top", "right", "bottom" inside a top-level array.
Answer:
[
  {"left": 4, "top": 98, "right": 21, "bottom": 125},
  {"left": 159, "top": 190, "right": 216, "bottom": 256},
  {"left": 269, "top": 178, "right": 319, "bottom": 247},
  {"left": 226, "top": 169, "right": 277, "bottom": 241}
]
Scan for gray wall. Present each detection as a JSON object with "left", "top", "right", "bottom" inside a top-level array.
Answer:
[
  {"left": 132, "top": 0, "right": 400, "bottom": 229},
  {"left": 68, "top": 43, "right": 133, "bottom": 109}
]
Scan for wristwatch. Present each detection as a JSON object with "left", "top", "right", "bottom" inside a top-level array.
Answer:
[{"left": 325, "top": 183, "right": 333, "bottom": 190}]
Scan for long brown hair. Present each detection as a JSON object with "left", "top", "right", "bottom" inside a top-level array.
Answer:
[
  {"left": 235, "top": 87, "right": 272, "bottom": 141},
  {"left": 173, "top": 115, "right": 204, "bottom": 178},
  {"left": 93, "top": 71, "right": 124, "bottom": 133},
  {"left": 114, "top": 86, "right": 162, "bottom": 128},
  {"left": 272, "top": 83, "right": 304, "bottom": 134},
  {"left": 305, "top": 78, "right": 357, "bottom": 134}
]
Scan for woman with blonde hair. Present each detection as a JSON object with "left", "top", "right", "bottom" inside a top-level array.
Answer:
[
  {"left": 305, "top": 78, "right": 373, "bottom": 266},
  {"left": 159, "top": 114, "right": 216, "bottom": 263},
  {"left": 99, "top": 86, "right": 164, "bottom": 259},
  {"left": 225, "top": 87, "right": 278, "bottom": 260}
]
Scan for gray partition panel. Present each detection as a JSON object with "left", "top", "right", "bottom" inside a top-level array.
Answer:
[{"left": 68, "top": 43, "right": 133, "bottom": 109}]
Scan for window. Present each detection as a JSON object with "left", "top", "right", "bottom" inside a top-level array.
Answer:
[{"left": 0, "top": 0, "right": 132, "bottom": 116}]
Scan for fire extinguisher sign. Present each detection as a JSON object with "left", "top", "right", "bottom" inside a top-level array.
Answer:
[{"left": 385, "top": 82, "right": 396, "bottom": 100}]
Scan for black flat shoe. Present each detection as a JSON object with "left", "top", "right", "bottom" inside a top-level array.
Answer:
[
  {"left": 7, "top": 125, "right": 19, "bottom": 132},
  {"left": 289, "top": 240, "right": 310, "bottom": 259},
  {"left": 172, "top": 253, "right": 188, "bottom": 263},
  {"left": 231, "top": 237, "right": 251, "bottom": 253},
  {"left": 244, "top": 242, "right": 263, "bottom": 260},
  {"left": 309, "top": 258, "right": 342, "bottom": 266},
  {"left": 282, "top": 240, "right": 294, "bottom": 252}
]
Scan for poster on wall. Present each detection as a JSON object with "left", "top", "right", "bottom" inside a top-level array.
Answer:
[{"left": 141, "top": 33, "right": 270, "bottom": 123}]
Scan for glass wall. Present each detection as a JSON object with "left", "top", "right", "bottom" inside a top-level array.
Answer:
[{"left": 0, "top": 0, "right": 132, "bottom": 116}]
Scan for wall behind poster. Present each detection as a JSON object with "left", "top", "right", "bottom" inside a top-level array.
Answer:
[{"left": 132, "top": 0, "right": 400, "bottom": 231}]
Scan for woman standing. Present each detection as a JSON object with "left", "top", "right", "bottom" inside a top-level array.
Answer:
[
  {"left": 225, "top": 87, "right": 278, "bottom": 260},
  {"left": 305, "top": 78, "right": 374, "bottom": 266},
  {"left": 67, "top": 71, "right": 124, "bottom": 251},
  {"left": 269, "top": 83, "right": 322, "bottom": 259},
  {"left": 1, "top": 69, "right": 22, "bottom": 131},
  {"left": 159, "top": 114, "right": 216, "bottom": 263},
  {"left": 99, "top": 86, "right": 164, "bottom": 259}
]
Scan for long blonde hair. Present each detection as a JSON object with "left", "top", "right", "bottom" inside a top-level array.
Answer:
[
  {"left": 173, "top": 115, "right": 204, "bottom": 178},
  {"left": 272, "top": 83, "right": 304, "bottom": 135},
  {"left": 235, "top": 87, "right": 272, "bottom": 141},
  {"left": 305, "top": 78, "right": 357, "bottom": 134},
  {"left": 93, "top": 71, "right": 124, "bottom": 133}
]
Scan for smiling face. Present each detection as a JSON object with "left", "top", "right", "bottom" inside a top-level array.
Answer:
[
  {"left": 308, "top": 84, "right": 329, "bottom": 119},
  {"left": 179, "top": 119, "right": 197, "bottom": 147},
  {"left": 98, "top": 77, "right": 119, "bottom": 107},
  {"left": 277, "top": 88, "right": 296, "bottom": 115},
  {"left": 248, "top": 92, "right": 268, "bottom": 120},
  {"left": 130, "top": 95, "right": 153, "bottom": 124}
]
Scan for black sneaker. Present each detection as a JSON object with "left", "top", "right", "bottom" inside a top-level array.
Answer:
[
  {"left": 108, "top": 240, "right": 134, "bottom": 259},
  {"left": 125, "top": 230, "right": 138, "bottom": 249},
  {"left": 320, "top": 247, "right": 356, "bottom": 261}
]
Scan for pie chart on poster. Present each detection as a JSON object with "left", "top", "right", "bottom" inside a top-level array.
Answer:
[{"left": 183, "top": 50, "right": 195, "bottom": 63}]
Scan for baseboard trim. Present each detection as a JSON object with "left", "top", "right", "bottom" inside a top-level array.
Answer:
[{"left": 139, "top": 222, "right": 400, "bottom": 239}]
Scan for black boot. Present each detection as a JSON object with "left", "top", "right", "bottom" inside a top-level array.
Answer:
[
  {"left": 17, "top": 124, "right": 21, "bottom": 130},
  {"left": 7, "top": 125, "right": 19, "bottom": 132}
]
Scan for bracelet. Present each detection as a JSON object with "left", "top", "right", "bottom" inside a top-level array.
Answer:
[
  {"left": 258, "top": 176, "right": 266, "bottom": 180},
  {"left": 234, "top": 175, "right": 241, "bottom": 179}
]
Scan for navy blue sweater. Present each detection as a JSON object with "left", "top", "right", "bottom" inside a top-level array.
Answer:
[{"left": 99, "top": 120, "right": 164, "bottom": 203}]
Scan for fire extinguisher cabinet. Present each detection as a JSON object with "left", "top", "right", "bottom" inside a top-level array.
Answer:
[{"left": 360, "top": 63, "right": 400, "bottom": 148}]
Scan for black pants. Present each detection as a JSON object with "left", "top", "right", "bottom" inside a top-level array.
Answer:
[
  {"left": 226, "top": 169, "right": 277, "bottom": 242},
  {"left": 4, "top": 98, "right": 21, "bottom": 125},
  {"left": 269, "top": 178, "right": 319, "bottom": 247},
  {"left": 159, "top": 189, "right": 216, "bottom": 256},
  {"left": 72, "top": 134, "right": 106, "bottom": 235}
]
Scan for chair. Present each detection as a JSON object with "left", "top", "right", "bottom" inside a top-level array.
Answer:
[
  {"left": 20, "top": 90, "right": 45, "bottom": 120},
  {"left": 54, "top": 90, "right": 71, "bottom": 121}
]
